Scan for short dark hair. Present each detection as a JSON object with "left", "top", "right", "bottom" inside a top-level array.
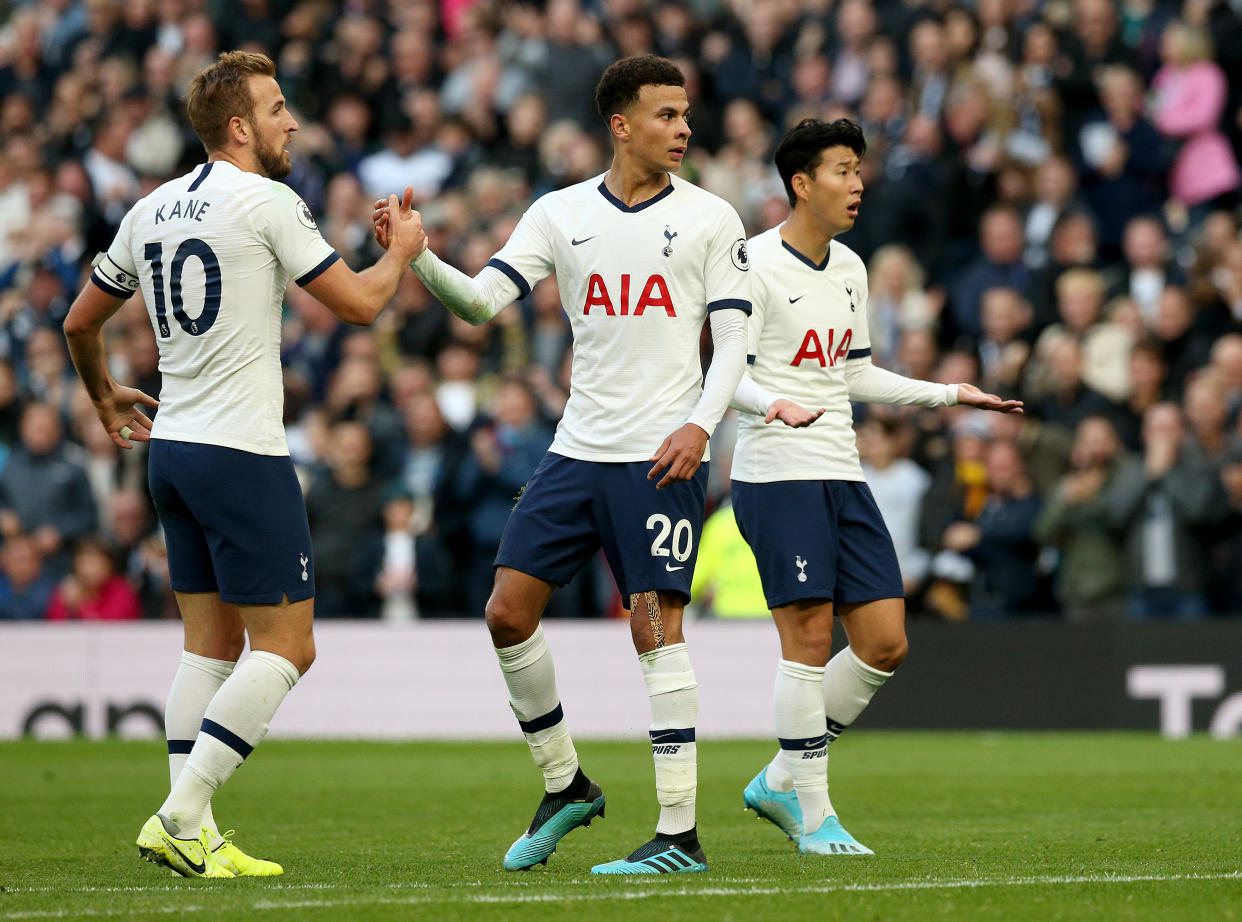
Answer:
[
  {"left": 595, "top": 54, "right": 685, "bottom": 123},
  {"left": 774, "top": 118, "right": 867, "bottom": 207}
]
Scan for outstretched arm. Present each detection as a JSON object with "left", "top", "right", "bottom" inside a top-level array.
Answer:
[
  {"left": 845, "top": 360, "right": 1023, "bottom": 413},
  {"left": 303, "top": 190, "right": 426, "bottom": 326}
]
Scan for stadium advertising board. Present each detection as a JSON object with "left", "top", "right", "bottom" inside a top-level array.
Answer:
[{"left": 3, "top": 621, "right": 1240, "bottom": 739}]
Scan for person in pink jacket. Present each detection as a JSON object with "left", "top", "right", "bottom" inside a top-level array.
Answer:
[
  {"left": 1150, "top": 21, "right": 1240, "bottom": 208},
  {"left": 45, "top": 537, "right": 142, "bottom": 621}
]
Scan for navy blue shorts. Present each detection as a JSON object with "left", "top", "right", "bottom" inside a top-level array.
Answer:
[
  {"left": 731, "top": 479, "right": 903, "bottom": 610},
  {"left": 495, "top": 452, "right": 708, "bottom": 607},
  {"left": 148, "top": 439, "right": 315, "bottom": 605}
]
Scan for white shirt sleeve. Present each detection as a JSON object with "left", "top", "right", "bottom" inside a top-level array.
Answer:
[
  {"left": 251, "top": 183, "right": 340, "bottom": 285},
  {"left": 687, "top": 307, "right": 748, "bottom": 436},
  {"left": 90, "top": 209, "right": 140, "bottom": 298},
  {"left": 844, "top": 359, "right": 959, "bottom": 406},
  {"left": 408, "top": 249, "right": 520, "bottom": 325},
  {"left": 728, "top": 288, "right": 784, "bottom": 415},
  {"left": 703, "top": 205, "right": 753, "bottom": 313},
  {"left": 486, "top": 197, "right": 556, "bottom": 300},
  {"left": 842, "top": 265, "right": 956, "bottom": 405}
]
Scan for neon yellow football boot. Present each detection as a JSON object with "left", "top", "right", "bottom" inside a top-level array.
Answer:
[
  {"left": 136, "top": 814, "right": 234, "bottom": 878},
  {"left": 209, "top": 830, "right": 284, "bottom": 876}
]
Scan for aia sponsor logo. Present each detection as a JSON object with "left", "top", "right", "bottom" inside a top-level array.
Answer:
[
  {"left": 790, "top": 328, "right": 853, "bottom": 367},
  {"left": 582, "top": 273, "right": 676, "bottom": 316}
]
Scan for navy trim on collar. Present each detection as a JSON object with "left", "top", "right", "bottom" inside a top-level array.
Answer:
[
  {"left": 597, "top": 180, "right": 675, "bottom": 213},
  {"left": 781, "top": 239, "right": 830, "bottom": 271},
  {"left": 188, "top": 162, "right": 213, "bottom": 192}
]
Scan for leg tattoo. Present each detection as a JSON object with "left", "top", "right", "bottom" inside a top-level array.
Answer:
[{"left": 632, "top": 590, "right": 665, "bottom": 648}]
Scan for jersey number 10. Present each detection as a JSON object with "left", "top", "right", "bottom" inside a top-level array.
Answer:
[{"left": 144, "top": 239, "right": 222, "bottom": 338}]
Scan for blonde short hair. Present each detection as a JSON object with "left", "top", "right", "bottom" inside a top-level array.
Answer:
[{"left": 185, "top": 51, "right": 276, "bottom": 153}]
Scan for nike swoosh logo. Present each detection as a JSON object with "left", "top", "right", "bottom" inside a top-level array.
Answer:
[
  {"left": 788, "top": 295, "right": 804, "bottom": 303},
  {"left": 651, "top": 731, "right": 680, "bottom": 742},
  {"left": 571, "top": 235, "right": 597, "bottom": 246},
  {"left": 168, "top": 840, "right": 206, "bottom": 875},
  {"left": 665, "top": 563, "right": 684, "bottom": 572}
]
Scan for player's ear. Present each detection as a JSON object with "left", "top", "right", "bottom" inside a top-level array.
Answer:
[
  {"left": 791, "top": 171, "right": 808, "bottom": 203},
  {"left": 227, "top": 115, "right": 249, "bottom": 146},
  {"left": 610, "top": 112, "right": 629, "bottom": 141}
]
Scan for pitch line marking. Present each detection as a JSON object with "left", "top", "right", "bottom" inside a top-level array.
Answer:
[{"left": 2, "top": 871, "right": 1240, "bottom": 918}]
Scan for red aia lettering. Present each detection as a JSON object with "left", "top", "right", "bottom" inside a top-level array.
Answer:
[
  {"left": 791, "top": 329, "right": 853, "bottom": 367},
  {"left": 583, "top": 274, "right": 615, "bottom": 315},
  {"left": 582, "top": 274, "right": 677, "bottom": 317}
]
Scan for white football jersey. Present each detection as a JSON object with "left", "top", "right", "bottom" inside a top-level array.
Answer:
[
  {"left": 92, "top": 160, "right": 337, "bottom": 456},
  {"left": 731, "top": 227, "right": 871, "bottom": 483},
  {"left": 490, "top": 172, "right": 752, "bottom": 461}
]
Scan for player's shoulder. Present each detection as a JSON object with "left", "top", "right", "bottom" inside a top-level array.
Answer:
[
  {"left": 829, "top": 238, "right": 867, "bottom": 277},
  {"left": 746, "top": 226, "right": 784, "bottom": 253},
  {"left": 530, "top": 174, "right": 603, "bottom": 212},
  {"left": 668, "top": 174, "right": 740, "bottom": 219}
]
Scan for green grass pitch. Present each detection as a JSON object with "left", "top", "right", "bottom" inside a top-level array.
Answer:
[{"left": 1, "top": 734, "right": 1239, "bottom": 921}]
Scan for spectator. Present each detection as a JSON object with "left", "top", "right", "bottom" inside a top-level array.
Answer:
[
  {"left": 1110, "top": 215, "right": 1185, "bottom": 323},
  {"left": 1023, "top": 156, "right": 1082, "bottom": 270},
  {"left": 0, "top": 534, "right": 58, "bottom": 620},
  {"left": 1076, "top": 65, "right": 1168, "bottom": 257},
  {"left": 1150, "top": 22, "right": 1240, "bottom": 213},
  {"left": 357, "top": 109, "right": 453, "bottom": 204},
  {"left": 941, "top": 439, "right": 1047, "bottom": 618},
  {"left": 46, "top": 537, "right": 142, "bottom": 621},
  {"left": 858, "top": 416, "right": 932, "bottom": 601},
  {"left": 866, "top": 245, "right": 938, "bottom": 368},
  {"left": 304, "top": 420, "right": 388, "bottom": 617},
  {"left": 1028, "top": 335, "right": 1118, "bottom": 431},
  {"left": 1116, "top": 337, "right": 1171, "bottom": 448},
  {"left": 1034, "top": 415, "right": 1135, "bottom": 622},
  {"left": 976, "top": 287, "right": 1032, "bottom": 398},
  {"left": 448, "top": 376, "right": 554, "bottom": 615},
  {"left": 0, "top": 402, "right": 97, "bottom": 575},
  {"left": 1110, "top": 402, "right": 1226, "bottom": 618},
  {"left": 949, "top": 205, "right": 1031, "bottom": 340}
]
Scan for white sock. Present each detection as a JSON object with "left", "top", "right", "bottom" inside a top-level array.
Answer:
[
  {"left": 165, "top": 651, "right": 235, "bottom": 843},
  {"left": 158, "top": 651, "right": 299, "bottom": 837},
  {"left": 495, "top": 625, "right": 579, "bottom": 793},
  {"left": 639, "top": 643, "right": 698, "bottom": 835},
  {"left": 770, "top": 659, "right": 832, "bottom": 834},
  {"left": 823, "top": 646, "right": 893, "bottom": 742}
]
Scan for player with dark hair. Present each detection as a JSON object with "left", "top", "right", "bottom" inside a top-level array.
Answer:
[
  {"left": 64, "top": 50, "right": 425, "bottom": 878},
  {"left": 374, "top": 54, "right": 764, "bottom": 874},
  {"left": 728, "top": 118, "right": 1022, "bottom": 855}
]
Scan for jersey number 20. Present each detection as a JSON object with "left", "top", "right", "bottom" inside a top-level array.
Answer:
[
  {"left": 144, "top": 239, "right": 221, "bottom": 338},
  {"left": 647, "top": 514, "right": 693, "bottom": 562}
]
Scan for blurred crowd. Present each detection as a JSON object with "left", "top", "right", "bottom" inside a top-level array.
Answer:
[{"left": 2, "top": 0, "right": 1242, "bottom": 622}]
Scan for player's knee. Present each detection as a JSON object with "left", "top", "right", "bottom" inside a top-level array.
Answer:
[
  {"left": 860, "top": 634, "right": 907, "bottom": 673},
  {"left": 484, "top": 593, "right": 535, "bottom": 647},
  {"left": 290, "top": 638, "right": 316, "bottom": 676}
]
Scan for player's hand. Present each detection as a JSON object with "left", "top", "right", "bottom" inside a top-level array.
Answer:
[
  {"left": 648, "top": 423, "right": 709, "bottom": 490},
  {"left": 765, "top": 398, "right": 825, "bottom": 428},
  {"left": 373, "top": 188, "right": 427, "bottom": 259},
  {"left": 93, "top": 386, "right": 159, "bottom": 449},
  {"left": 956, "top": 383, "right": 1023, "bottom": 414},
  {"left": 381, "top": 187, "right": 427, "bottom": 261}
]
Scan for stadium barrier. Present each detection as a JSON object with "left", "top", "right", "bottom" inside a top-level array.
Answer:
[{"left": 4, "top": 620, "right": 1240, "bottom": 740}]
